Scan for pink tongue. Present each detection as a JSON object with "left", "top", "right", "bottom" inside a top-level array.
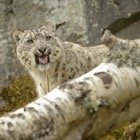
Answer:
[{"left": 38, "top": 56, "right": 48, "bottom": 64}]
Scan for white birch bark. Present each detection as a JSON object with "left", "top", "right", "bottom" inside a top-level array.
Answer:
[
  {"left": 0, "top": 30, "right": 140, "bottom": 140},
  {"left": 0, "top": 63, "right": 139, "bottom": 140}
]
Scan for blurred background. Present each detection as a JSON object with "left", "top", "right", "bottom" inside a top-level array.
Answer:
[{"left": 1, "top": 0, "right": 140, "bottom": 89}]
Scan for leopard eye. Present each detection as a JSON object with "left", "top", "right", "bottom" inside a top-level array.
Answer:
[
  {"left": 45, "top": 35, "right": 52, "bottom": 41},
  {"left": 27, "top": 39, "right": 34, "bottom": 44}
]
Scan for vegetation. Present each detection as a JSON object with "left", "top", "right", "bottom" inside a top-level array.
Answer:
[{"left": 0, "top": 73, "right": 36, "bottom": 116}]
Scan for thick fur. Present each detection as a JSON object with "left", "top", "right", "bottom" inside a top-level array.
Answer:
[{"left": 13, "top": 26, "right": 108, "bottom": 97}]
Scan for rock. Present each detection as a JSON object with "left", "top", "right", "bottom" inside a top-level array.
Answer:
[{"left": 0, "top": 0, "right": 140, "bottom": 88}]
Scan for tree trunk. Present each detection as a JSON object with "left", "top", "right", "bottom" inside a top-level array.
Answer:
[
  {"left": 0, "top": 63, "right": 139, "bottom": 140},
  {"left": 0, "top": 31, "right": 140, "bottom": 140}
]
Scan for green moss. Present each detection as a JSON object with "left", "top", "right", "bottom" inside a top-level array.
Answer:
[{"left": 0, "top": 73, "right": 37, "bottom": 116}]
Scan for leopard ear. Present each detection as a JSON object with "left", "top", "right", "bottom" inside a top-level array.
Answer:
[{"left": 12, "top": 31, "right": 23, "bottom": 42}]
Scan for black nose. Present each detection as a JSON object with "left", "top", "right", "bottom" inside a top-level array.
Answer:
[{"left": 39, "top": 48, "right": 46, "bottom": 54}]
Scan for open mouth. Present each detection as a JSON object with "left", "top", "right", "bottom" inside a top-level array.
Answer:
[{"left": 35, "top": 55, "right": 50, "bottom": 65}]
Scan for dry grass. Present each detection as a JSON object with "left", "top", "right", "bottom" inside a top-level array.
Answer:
[{"left": 0, "top": 73, "right": 37, "bottom": 116}]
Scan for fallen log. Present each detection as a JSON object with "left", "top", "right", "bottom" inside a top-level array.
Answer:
[{"left": 0, "top": 30, "right": 140, "bottom": 140}]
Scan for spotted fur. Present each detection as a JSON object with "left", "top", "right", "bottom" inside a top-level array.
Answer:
[{"left": 13, "top": 26, "right": 108, "bottom": 97}]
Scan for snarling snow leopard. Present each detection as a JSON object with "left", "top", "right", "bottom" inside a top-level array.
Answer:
[{"left": 13, "top": 26, "right": 108, "bottom": 97}]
